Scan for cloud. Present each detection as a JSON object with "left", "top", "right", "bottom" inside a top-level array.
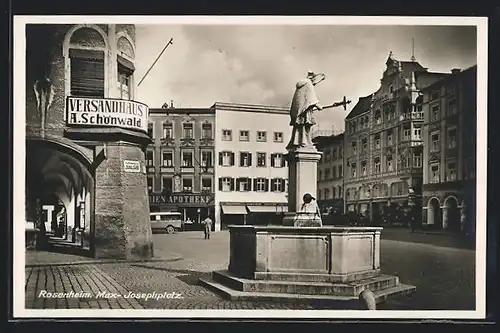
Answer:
[{"left": 134, "top": 24, "right": 477, "bottom": 130}]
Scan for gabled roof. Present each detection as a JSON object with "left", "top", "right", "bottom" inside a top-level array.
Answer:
[{"left": 345, "top": 94, "right": 373, "bottom": 120}]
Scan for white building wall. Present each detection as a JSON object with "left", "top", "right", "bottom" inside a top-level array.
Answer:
[{"left": 214, "top": 105, "right": 291, "bottom": 230}]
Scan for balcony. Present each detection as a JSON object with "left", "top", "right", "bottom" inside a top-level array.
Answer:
[
  {"left": 160, "top": 138, "right": 176, "bottom": 147},
  {"left": 399, "top": 112, "right": 424, "bottom": 121}
]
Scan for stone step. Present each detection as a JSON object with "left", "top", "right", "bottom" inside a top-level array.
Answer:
[
  {"left": 213, "top": 270, "right": 399, "bottom": 296},
  {"left": 199, "top": 274, "right": 416, "bottom": 308}
]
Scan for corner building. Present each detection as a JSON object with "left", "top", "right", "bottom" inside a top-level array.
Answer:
[
  {"left": 213, "top": 103, "right": 290, "bottom": 231},
  {"left": 343, "top": 52, "right": 449, "bottom": 221},
  {"left": 421, "top": 66, "right": 476, "bottom": 233},
  {"left": 25, "top": 24, "right": 153, "bottom": 259},
  {"left": 146, "top": 106, "right": 215, "bottom": 226}
]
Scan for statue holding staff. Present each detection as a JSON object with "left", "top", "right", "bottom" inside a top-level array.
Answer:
[{"left": 287, "top": 70, "right": 351, "bottom": 150}]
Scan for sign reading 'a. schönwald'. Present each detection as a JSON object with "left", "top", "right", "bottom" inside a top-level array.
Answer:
[{"left": 66, "top": 97, "right": 149, "bottom": 132}]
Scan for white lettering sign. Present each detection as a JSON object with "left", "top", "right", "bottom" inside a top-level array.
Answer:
[
  {"left": 123, "top": 160, "right": 141, "bottom": 173},
  {"left": 65, "top": 97, "right": 149, "bottom": 132}
]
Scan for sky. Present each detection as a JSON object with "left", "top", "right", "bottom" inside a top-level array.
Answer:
[{"left": 134, "top": 24, "right": 477, "bottom": 132}]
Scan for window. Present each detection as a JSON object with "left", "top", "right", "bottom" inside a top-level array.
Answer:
[
  {"left": 324, "top": 149, "right": 331, "bottom": 161},
  {"left": 362, "top": 138, "right": 368, "bottom": 153},
  {"left": 447, "top": 99, "right": 457, "bottom": 116},
  {"left": 360, "top": 118, "right": 365, "bottom": 129},
  {"left": 431, "top": 132, "right": 440, "bottom": 152},
  {"left": 182, "top": 178, "right": 193, "bottom": 192},
  {"left": 219, "top": 151, "right": 234, "bottom": 166},
  {"left": 374, "top": 157, "right": 381, "bottom": 173},
  {"left": 222, "top": 129, "right": 232, "bottom": 141},
  {"left": 162, "top": 151, "right": 173, "bottom": 167},
  {"left": 431, "top": 104, "right": 440, "bottom": 121},
  {"left": 163, "top": 122, "right": 173, "bottom": 139},
  {"left": 374, "top": 134, "right": 381, "bottom": 149},
  {"left": 147, "top": 122, "right": 154, "bottom": 138},
  {"left": 325, "top": 168, "right": 331, "bottom": 179},
  {"left": 386, "top": 155, "right": 394, "bottom": 172},
  {"left": 273, "top": 132, "right": 284, "bottom": 143},
  {"left": 351, "top": 163, "right": 357, "bottom": 178},
  {"left": 147, "top": 177, "right": 154, "bottom": 193},
  {"left": 182, "top": 151, "right": 193, "bottom": 167},
  {"left": 219, "top": 177, "right": 233, "bottom": 192},
  {"left": 257, "top": 131, "right": 267, "bottom": 142},
  {"left": 351, "top": 141, "right": 357, "bottom": 155},
  {"left": 447, "top": 162, "right": 457, "bottom": 181},
  {"left": 239, "top": 152, "right": 252, "bottom": 167},
  {"left": 413, "top": 153, "right": 422, "bottom": 167},
  {"left": 361, "top": 161, "right": 367, "bottom": 176},
  {"left": 413, "top": 126, "right": 422, "bottom": 140},
  {"left": 351, "top": 122, "right": 357, "bottom": 133},
  {"left": 332, "top": 187, "right": 336, "bottom": 198},
  {"left": 201, "top": 151, "right": 213, "bottom": 167},
  {"left": 332, "top": 148, "right": 337, "bottom": 160},
  {"left": 387, "top": 130, "right": 393, "bottom": 146},
  {"left": 339, "top": 186, "right": 343, "bottom": 198},
  {"left": 430, "top": 163, "right": 440, "bottom": 183},
  {"left": 69, "top": 49, "right": 105, "bottom": 97},
  {"left": 375, "top": 110, "right": 382, "bottom": 124},
  {"left": 254, "top": 178, "right": 269, "bottom": 192},
  {"left": 431, "top": 90, "right": 440, "bottom": 100},
  {"left": 338, "top": 165, "right": 342, "bottom": 178},
  {"left": 201, "top": 178, "right": 212, "bottom": 192},
  {"left": 271, "top": 153, "right": 285, "bottom": 167},
  {"left": 236, "top": 177, "right": 252, "bottom": 192},
  {"left": 271, "top": 178, "right": 285, "bottom": 192},
  {"left": 146, "top": 150, "right": 154, "bottom": 166},
  {"left": 117, "top": 65, "right": 132, "bottom": 100},
  {"left": 318, "top": 170, "right": 323, "bottom": 181},
  {"left": 324, "top": 188, "right": 330, "bottom": 200},
  {"left": 447, "top": 128, "right": 457, "bottom": 149},
  {"left": 257, "top": 152, "right": 266, "bottom": 167},
  {"left": 239, "top": 130, "right": 250, "bottom": 141},
  {"left": 202, "top": 123, "right": 213, "bottom": 139},
  {"left": 389, "top": 85, "right": 394, "bottom": 93},
  {"left": 403, "top": 126, "right": 411, "bottom": 141},
  {"left": 161, "top": 177, "right": 172, "bottom": 193},
  {"left": 183, "top": 123, "right": 194, "bottom": 139}
]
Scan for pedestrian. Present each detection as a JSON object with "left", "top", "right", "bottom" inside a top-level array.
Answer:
[{"left": 202, "top": 216, "right": 213, "bottom": 239}]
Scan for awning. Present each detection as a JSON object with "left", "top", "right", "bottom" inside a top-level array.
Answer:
[
  {"left": 247, "top": 206, "right": 288, "bottom": 213},
  {"left": 221, "top": 205, "right": 247, "bottom": 215}
]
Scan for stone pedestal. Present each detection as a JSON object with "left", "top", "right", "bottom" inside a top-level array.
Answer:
[
  {"left": 200, "top": 226, "right": 416, "bottom": 307},
  {"left": 283, "top": 147, "right": 322, "bottom": 226}
]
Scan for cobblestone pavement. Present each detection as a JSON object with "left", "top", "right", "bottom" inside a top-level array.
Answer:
[{"left": 25, "top": 230, "right": 476, "bottom": 310}]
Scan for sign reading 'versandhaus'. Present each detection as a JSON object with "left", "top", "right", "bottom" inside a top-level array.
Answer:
[{"left": 66, "top": 96, "right": 149, "bottom": 132}]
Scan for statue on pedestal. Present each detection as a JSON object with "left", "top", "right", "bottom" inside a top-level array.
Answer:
[{"left": 287, "top": 71, "right": 351, "bottom": 150}]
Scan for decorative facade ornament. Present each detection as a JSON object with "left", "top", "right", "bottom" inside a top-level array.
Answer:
[{"left": 33, "top": 77, "right": 55, "bottom": 138}]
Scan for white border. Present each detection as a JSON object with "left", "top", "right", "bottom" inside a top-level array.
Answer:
[{"left": 13, "top": 15, "right": 488, "bottom": 319}]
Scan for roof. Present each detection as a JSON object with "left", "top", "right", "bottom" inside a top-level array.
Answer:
[
  {"left": 345, "top": 94, "right": 373, "bottom": 120},
  {"left": 312, "top": 132, "right": 344, "bottom": 148},
  {"left": 149, "top": 107, "right": 215, "bottom": 115},
  {"left": 399, "top": 61, "right": 427, "bottom": 77},
  {"left": 420, "top": 65, "right": 477, "bottom": 92},
  {"left": 211, "top": 102, "right": 289, "bottom": 114}
]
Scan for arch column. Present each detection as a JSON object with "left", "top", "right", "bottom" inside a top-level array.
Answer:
[{"left": 441, "top": 206, "right": 448, "bottom": 229}]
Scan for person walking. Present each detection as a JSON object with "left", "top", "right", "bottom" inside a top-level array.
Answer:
[{"left": 203, "top": 216, "right": 213, "bottom": 239}]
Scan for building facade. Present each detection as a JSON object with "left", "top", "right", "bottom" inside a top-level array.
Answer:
[
  {"left": 343, "top": 52, "right": 448, "bottom": 224},
  {"left": 312, "top": 133, "right": 344, "bottom": 222},
  {"left": 25, "top": 24, "right": 153, "bottom": 259},
  {"left": 146, "top": 105, "right": 216, "bottom": 226},
  {"left": 421, "top": 66, "right": 477, "bottom": 233},
  {"left": 213, "top": 103, "right": 290, "bottom": 231}
]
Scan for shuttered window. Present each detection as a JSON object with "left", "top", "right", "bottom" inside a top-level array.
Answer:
[{"left": 69, "top": 49, "right": 105, "bottom": 97}]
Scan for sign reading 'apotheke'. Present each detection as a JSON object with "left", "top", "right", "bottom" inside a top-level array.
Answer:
[{"left": 66, "top": 97, "right": 149, "bottom": 132}]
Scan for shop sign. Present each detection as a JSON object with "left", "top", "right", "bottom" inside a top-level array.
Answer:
[
  {"left": 66, "top": 96, "right": 149, "bottom": 132},
  {"left": 149, "top": 194, "right": 213, "bottom": 205}
]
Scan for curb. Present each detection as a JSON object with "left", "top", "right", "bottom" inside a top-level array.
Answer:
[{"left": 25, "top": 254, "right": 184, "bottom": 268}]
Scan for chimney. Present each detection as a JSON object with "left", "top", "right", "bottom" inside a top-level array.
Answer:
[{"left": 451, "top": 68, "right": 461, "bottom": 74}]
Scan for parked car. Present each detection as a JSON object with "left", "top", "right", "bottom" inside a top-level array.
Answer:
[{"left": 150, "top": 212, "right": 183, "bottom": 234}]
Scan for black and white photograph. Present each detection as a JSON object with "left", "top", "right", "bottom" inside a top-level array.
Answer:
[{"left": 12, "top": 16, "right": 487, "bottom": 319}]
